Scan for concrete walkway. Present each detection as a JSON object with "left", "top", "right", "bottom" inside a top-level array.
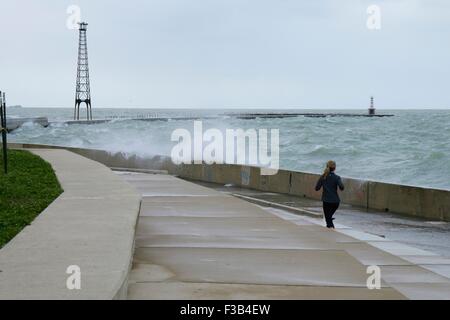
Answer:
[
  {"left": 122, "top": 172, "right": 450, "bottom": 300},
  {"left": 196, "top": 181, "right": 450, "bottom": 257},
  {"left": 0, "top": 149, "right": 141, "bottom": 299}
]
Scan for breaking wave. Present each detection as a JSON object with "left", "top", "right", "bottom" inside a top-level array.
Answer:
[{"left": 7, "top": 107, "right": 450, "bottom": 190}]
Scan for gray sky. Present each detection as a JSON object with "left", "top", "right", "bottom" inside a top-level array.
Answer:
[{"left": 1, "top": 0, "right": 449, "bottom": 109}]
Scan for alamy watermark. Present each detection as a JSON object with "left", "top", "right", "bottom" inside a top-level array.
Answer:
[
  {"left": 66, "top": 5, "right": 82, "bottom": 30},
  {"left": 171, "top": 121, "right": 279, "bottom": 175},
  {"left": 366, "top": 265, "right": 381, "bottom": 290},
  {"left": 66, "top": 265, "right": 81, "bottom": 290},
  {"left": 367, "top": 4, "right": 381, "bottom": 30}
]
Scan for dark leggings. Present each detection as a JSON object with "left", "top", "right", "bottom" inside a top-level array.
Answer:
[{"left": 323, "top": 202, "right": 339, "bottom": 228}]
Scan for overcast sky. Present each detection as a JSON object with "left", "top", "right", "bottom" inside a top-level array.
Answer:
[{"left": 0, "top": 0, "right": 449, "bottom": 109}]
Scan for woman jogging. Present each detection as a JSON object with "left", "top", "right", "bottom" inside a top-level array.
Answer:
[{"left": 315, "top": 160, "right": 345, "bottom": 229}]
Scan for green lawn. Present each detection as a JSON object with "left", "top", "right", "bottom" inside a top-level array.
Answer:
[{"left": 0, "top": 150, "right": 63, "bottom": 248}]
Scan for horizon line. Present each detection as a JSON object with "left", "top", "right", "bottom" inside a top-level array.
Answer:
[{"left": 10, "top": 106, "right": 450, "bottom": 110}]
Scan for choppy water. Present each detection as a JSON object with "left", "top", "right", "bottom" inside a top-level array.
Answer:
[{"left": 7, "top": 107, "right": 450, "bottom": 190}]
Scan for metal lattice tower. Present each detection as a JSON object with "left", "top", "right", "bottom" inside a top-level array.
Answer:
[{"left": 74, "top": 22, "right": 92, "bottom": 120}]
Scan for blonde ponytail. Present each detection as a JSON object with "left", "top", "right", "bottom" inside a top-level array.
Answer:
[{"left": 322, "top": 160, "right": 336, "bottom": 179}]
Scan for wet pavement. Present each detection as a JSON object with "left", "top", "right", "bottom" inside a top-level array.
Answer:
[
  {"left": 119, "top": 171, "right": 450, "bottom": 299},
  {"left": 190, "top": 180, "right": 450, "bottom": 258}
]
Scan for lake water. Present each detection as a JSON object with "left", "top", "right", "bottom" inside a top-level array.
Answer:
[{"left": 7, "top": 107, "right": 450, "bottom": 190}]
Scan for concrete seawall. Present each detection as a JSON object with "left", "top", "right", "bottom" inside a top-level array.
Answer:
[
  {"left": 9, "top": 143, "right": 450, "bottom": 221},
  {"left": 0, "top": 148, "right": 141, "bottom": 299}
]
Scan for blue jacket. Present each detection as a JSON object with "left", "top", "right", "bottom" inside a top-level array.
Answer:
[{"left": 315, "top": 172, "right": 345, "bottom": 203}]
